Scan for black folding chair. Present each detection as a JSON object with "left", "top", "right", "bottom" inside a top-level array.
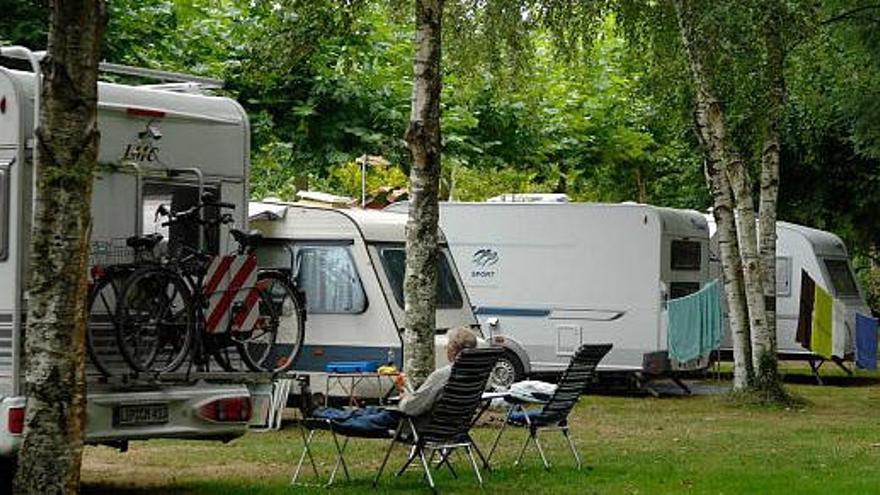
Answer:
[
  {"left": 373, "top": 346, "right": 503, "bottom": 491},
  {"left": 486, "top": 343, "right": 612, "bottom": 470}
]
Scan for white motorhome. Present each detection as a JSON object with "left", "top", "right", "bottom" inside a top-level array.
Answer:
[
  {"left": 387, "top": 201, "right": 713, "bottom": 387},
  {"left": 708, "top": 219, "right": 871, "bottom": 370},
  {"left": 249, "top": 201, "right": 480, "bottom": 400},
  {"left": 0, "top": 49, "right": 271, "bottom": 473}
]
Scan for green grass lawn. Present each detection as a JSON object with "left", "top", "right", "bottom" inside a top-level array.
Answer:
[{"left": 80, "top": 368, "right": 880, "bottom": 494}]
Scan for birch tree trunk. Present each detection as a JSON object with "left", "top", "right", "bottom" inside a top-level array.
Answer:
[
  {"left": 754, "top": 1, "right": 785, "bottom": 391},
  {"left": 673, "top": 0, "right": 755, "bottom": 388},
  {"left": 13, "top": 1, "right": 105, "bottom": 493},
  {"left": 403, "top": 0, "right": 443, "bottom": 387}
]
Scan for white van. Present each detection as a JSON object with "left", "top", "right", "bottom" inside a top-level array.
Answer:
[
  {"left": 709, "top": 219, "right": 871, "bottom": 371},
  {"left": 249, "top": 201, "right": 480, "bottom": 400},
  {"left": 387, "top": 201, "right": 713, "bottom": 387},
  {"left": 0, "top": 50, "right": 271, "bottom": 473}
]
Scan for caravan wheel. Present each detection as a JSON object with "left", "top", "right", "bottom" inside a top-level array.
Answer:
[{"left": 490, "top": 351, "right": 524, "bottom": 390}]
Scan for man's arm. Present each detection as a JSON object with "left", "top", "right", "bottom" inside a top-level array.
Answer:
[{"left": 398, "top": 366, "right": 451, "bottom": 417}]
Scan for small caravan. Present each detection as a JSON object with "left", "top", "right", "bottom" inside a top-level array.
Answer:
[
  {"left": 709, "top": 219, "right": 871, "bottom": 364},
  {"left": 249, "top": 201, "right": 480, "bottom": 399},
  {"left": 0, "top": 49, "right": 270, "bottom": 470},
  {"left": 386, "top": 201, "right": 713, "bottom": 386}
]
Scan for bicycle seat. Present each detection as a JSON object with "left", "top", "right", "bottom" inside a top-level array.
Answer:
[
  {"left": 126, "top": 233, "right": 164, "bottom": 251},
  {"left": 230, "top": 228, "right": 263, "bottom": 247}
]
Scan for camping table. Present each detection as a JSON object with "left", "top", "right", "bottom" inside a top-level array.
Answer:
[{"left": 324, "top": 372, "right": 400, "bottom": 407}]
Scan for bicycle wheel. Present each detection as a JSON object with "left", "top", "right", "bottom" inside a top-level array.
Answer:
[
  {"left": 234, "top": 271, "right": 305, "bottom": 372},
  {"left": 86, "top": 271, "right": 129, "bottom": 377},
  {"left": 115, "top": 267, "right": 194, "bottom": 373}
]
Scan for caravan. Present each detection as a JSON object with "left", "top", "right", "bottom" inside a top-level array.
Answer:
[
  {"left": 387, "top": 201, "right": 713, "bottom": 388},
  {"left": 0, "top": 49, "right": 271, "bottom": 472},
  {"left": 709, "top": 219, "right": 871, "bottom": 369},
  {"left": 249, "top": 201, "right": 480, "bottom": 400}
]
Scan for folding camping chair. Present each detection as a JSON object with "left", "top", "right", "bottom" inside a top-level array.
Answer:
[
  {"left": 486, "top": 343, "right": 612, "bottom": 470},
  {"left": 373, "top": 346, "right": 504, "bottom": 491},
  {"left": 291, "top": 347, "right": 502, "bottom": 489}
]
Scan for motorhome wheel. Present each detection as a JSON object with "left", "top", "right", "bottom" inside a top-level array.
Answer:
[
  {"left": 0, "top": 456, "right": 16, "bottom": 492},
  {"left": 490, "top": 351, "right": 524, "bottom": 390}
]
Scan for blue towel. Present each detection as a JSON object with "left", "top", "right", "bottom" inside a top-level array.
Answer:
[
  {"left": 667, "top": 280, "right": 723, "bottom": 363},
  {"left": 856, "top": 313, "right": 878, "bottom": 370}
]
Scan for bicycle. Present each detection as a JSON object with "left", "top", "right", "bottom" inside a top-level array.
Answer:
[
  {"left": 114, "top": 198, "right": 306, "bottom": 374},
  {"left": 86, "top": 233, "right": 165, "bottom": 377}
]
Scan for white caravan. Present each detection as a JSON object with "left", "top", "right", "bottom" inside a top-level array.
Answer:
[
  {"left": 387, "top": 201, "right": 712, "bottom": 386},
  {"left": 249, "top": 201, "right": 480, "bottom": 400},
  {"left": 709, "top": 219, "right": 871, "bottom": 368},
  {"left": 0, "top": 49, "right": 270, "bottom": 471}
]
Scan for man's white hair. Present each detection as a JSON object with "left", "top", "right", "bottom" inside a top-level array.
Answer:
[{"left": 446, "top": 326, "right": 478, "bottom": 358}]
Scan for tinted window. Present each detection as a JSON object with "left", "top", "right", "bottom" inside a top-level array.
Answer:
[
  {"left": 671, "top": 240, "right": 701, "bottom": 271},
  {"left": 379, "top": 247, "right": 463, "bottom": 309},
  {"left": 823, "top": 258, "right": 860, "bottom": 297},
  {"left": 669, "top": 282, "right": 700, "bottom": 299},
  {"left": 142, "top": 182, "right": 220, "bottom": 255},
  {"left": 295, "top": 244, "right": 366, "bottom": 314}
]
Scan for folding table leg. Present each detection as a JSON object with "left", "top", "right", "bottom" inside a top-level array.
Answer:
[{"left": 486, "top": 408, "right": 514, "bottom": 466}]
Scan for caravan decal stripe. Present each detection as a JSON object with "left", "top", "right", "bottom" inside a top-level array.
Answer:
[{"left": 473, "top": 307, "right": 551, "bottom": 317}]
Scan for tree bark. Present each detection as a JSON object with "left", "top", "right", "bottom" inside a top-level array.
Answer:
[
  {"left": 754, "top": 0, "right": 785, "bottom": 390},
  {"left": 403, "top": 0, "right": 443, "bottom": 387},
  {"left": 674, "top": 0, "right": 755, "bottom": 388},
  {"left": 14, "top": 1, "right": 105, "bottom": 493}
]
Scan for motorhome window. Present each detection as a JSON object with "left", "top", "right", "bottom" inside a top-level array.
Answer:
[
  {"left": 0, "top": 159, "right": 9, "bottom": 261},
  {"left": 823, "top": 258, "right": 860, "bottom": 297},
  {"left": 379, "top": 247, "right": 464, "bottom": 309},
  {"left": 669, "top": 282, "right": 700, "bottom": 300},
  {"left": 776, "top": 257, "right": 792, "bottom": 296},
  {"left": 142, "top": 182, "right": 220, "bottom": 255},
  {"left": 671, "top": 240, "right": 701, "bottom": 271},
  {"left": 295, "top": 244, "right": 366, "bottom": 314}
]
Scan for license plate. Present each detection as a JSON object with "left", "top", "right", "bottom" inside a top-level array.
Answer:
[{"left": 114, "top": 403, "right": 169, "bottom": 427}]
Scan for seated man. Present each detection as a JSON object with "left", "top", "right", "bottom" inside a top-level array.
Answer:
[
  {"left": 310, "top": 326, "right": 479, "bottom": 435},
  {"left": 397, "top": 326, "right": 478, "bottom": 424}
]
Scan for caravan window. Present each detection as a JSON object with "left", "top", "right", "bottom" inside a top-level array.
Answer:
[
  {"left": 379, "top": 246, "right": 463, "bottom": 309},
  {"left": 776, "top": 257, "right": 792, "bottom": 296},
  {"left": 823, "top": 258, "right": 860, "bottom": 297},
  {"left": 671, "top": 240, "right": 701, "bottom": 271},
  {"left": 295, "top": 244, "right": 367, "bottom": 314},
  {"left": 142, "top": 182, "right": 221, "bottom": 255}
]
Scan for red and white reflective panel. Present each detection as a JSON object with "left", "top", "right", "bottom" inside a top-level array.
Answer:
[{"left": 203, "top": 254, "right": 260, "bottom": 333}]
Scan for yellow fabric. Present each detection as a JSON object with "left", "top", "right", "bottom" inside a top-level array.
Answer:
[{"left": 811, "top": 285, "right": 833, "bottom": 358}]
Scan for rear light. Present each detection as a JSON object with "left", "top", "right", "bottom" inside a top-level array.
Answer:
[
  {"left": 91, "top": 265, "right": 106, "bottom": 281},
  {"left": 126, "top": 107, "right": 166, "bottom": 119},
  {"left": 197, "top": 397, "right": 251, "bottom": 423},
  {"left": 8, "top": 407, "right": 24, "bottom": 434}
]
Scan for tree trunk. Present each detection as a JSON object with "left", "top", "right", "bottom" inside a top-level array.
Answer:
[
  {"left": 403, "top": 0, "right": 443, "bottom": 387},
  {"left": 673, "top": 0, "right": 755, "bottom": 388},
  {"left": 13, "top": 1, "right": 105, "bottom": 493},
  {"left": 754, "top": 1, "right": 785, "bottom": 391}
]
